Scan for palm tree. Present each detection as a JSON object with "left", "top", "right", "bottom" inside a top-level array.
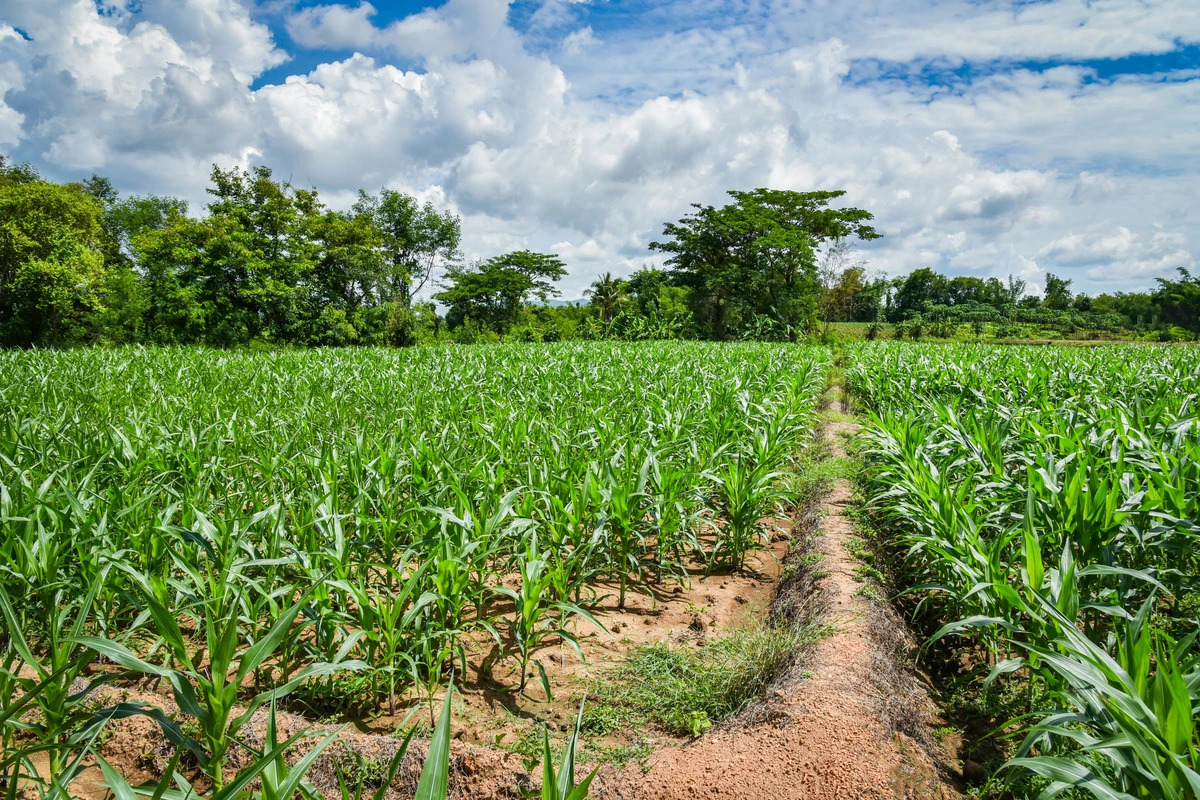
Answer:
[{"left": 586, "top": 272, "right": 627, "bottom": 322}]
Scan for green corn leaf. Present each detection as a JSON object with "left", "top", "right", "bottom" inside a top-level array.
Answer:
[{"left": 414, "top": 684, "right": 454, "bottom": 800}]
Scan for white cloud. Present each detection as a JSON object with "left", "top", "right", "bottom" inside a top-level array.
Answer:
[
  {"left": 1038, "top": 224, "right": 1193, "bottom": 284},
  {"left": 562, "top": 26, "right": 598, "bottom": 57},
  {"left": 285, "top": 2, "right": 382, "bottom": 51},
  {"left": 2, "top": 0, "right": 1198, "bottom": 297}
]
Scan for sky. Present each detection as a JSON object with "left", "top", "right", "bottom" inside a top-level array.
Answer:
[{"left": 1, "top": 0, "right": 1198, "bottom": 301}]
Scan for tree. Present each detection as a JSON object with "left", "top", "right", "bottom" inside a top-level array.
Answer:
[
  {"left": 889, "top": 268, "right": 949, "bottom": 322},
  {"left": 0, "top": 161, "right": 110, "bottom": 346},
  {"left": 353, "top": 189, "right": 462, "bottom": 304},
  {"left": 624, "top": 267, "right": 666, "bottom": 316},
  {"left": 1154, "top": 268, "right": 1200, "bottom": 338},
  {"left": 437, "top": 251, "right": 567, "bottom": 334},
  {"left": 947, "top": 276, "right": 986, "bottom": 306},
  {"left": 1006, "top": 274, "right": 1028, "bottom": 305},
  {"left": 133, "top": 165, "right": 400, "bottom": 347},
  {"left": 978, "top": 277, "right": 1011, "bottom": 308},
  {"left": 850, "top": 278, "right": 888, "bottom": 322},
  {"left": 586, "top": 272, "right": 627, "bottom": 322},
  {"left": 650, "top": 189, "right": 880, "bottom": 338},
  {"left": 818, "top": 241, "right": 867, "bottom": 324},
  {"left": 1044, "top": 273, "right": 1073, "bottom": 310}
]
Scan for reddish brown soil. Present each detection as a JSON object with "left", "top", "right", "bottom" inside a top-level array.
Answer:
[
  {"left": 592, "top": 418, "right": 959, "bottom": 800},
  {"left": 24, "top": 534, "right": 787, "bottom": 799}
]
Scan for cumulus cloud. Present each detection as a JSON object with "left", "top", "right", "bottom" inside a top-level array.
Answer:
[
  {"left": 2, "top": 0, "right": 1198, "bottom": 296},
  {"left": 562, "top": 26, "right": 598, "bottom": 57},
  {"left": 1038, "top": 225, "right": 1193, "bottom": 282}
]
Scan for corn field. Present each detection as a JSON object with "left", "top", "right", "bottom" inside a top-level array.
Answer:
[
  {"left": 849, "top": 343, "right": 1200, "bottom": 799},
  {"left": 0, "top": 342, "right": 827, "bottom": 799}
]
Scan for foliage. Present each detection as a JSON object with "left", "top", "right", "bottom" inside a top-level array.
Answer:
[
  {"left": 0, "top": 342, "right": 825, "bottom": 777},
  {"left": 848, "top": 342, "right": 1200, "bottom": 798},
  {"left": 438, "top": 251, "right": 567, "bottom": 335},
  {"left": 650, "top": 189, "right": 880, "bottom": 339},
  {"left": 1154, "top": 267, "right": 1200, "bottom": 339},
  {"left": 0, "top": 161, "right": 109, "bottom": 346},
  {"left": 352, "top": 188, "right": 462, "bottom": 305}
]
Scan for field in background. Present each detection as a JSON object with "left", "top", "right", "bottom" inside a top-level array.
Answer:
[{"left": 824, "top": 321, "right": 1163, "bottom": 343}]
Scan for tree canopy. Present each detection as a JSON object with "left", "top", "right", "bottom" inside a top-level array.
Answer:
[
  {"left": 650, "top": 189, "right": 881, "bottom": 338},
  {"left": 436, "top": 251, "right": 567, "bottom": 334},
  {"left": 1154, "top": 268, "right": 1200, "bottom": 337},
  {"left": 0, "top": 158, "right": 465, "bottom": 348},
  {"left": 0, "top": 158, "right": 1189, "bottom": 347}
]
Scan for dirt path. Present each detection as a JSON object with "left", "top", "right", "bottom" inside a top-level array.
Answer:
[{"left": 597, "top": 396, "right": 958, "bottom": 800}]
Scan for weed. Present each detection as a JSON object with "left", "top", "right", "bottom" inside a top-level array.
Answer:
[
  {"left": 852, "top": 585, "right": 884, "bottom": 603},
  {"left": 586, "top": 622, "right": 825, "bottom": 738}
]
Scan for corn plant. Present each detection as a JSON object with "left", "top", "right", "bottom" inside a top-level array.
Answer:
[
  {"left": 496, "top": 535, "right": 604, "bottom": 693},
  {"left": 707, "top": 447, "right": 787, "bottom": 572},
  {"left": 0, "top": 341, "right": 826, "bottom": 790},
  {"left": 850, "top": 341, "right": 1200, "bottom": 794},
  {"left": 0, "top": 583, "right": 110, "bottom": 786},
  {"left": 338, "top": 562, "right": 430, "bottom": 714},
  {"left": 595, "top": 451, "right": 650, "bottom": 610},
  {"left": 1005, "top": 598, "right": 1199, "bottom": 800},
  {"left": 74, "top": 554, "right": 365, "bottom": 789},
  {"left": 94, "top": 706, "right": 336, "bottom": 800},
  {"left": 0, "top": 646, "right": 110, "bottom": 800},
  {"left": 538, "top": 696, "right": 599, "bottom": 800}
]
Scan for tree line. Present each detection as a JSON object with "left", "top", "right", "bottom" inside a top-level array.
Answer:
[{"left": 2, "top": 155, "right": 1197, "bottom": 347}]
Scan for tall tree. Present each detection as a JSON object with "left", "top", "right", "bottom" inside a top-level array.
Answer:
[
  {"left": 947, "top": 276, "right": 986, "bottom": 305},
  {"left": 437, "top": 251, "right": 567, "bottom": 334},
  {"left": 0, "top": 160, "right": 110, "bottom": 346},
  {"left": 353, "top": 189, "right": 462, "bottom": 304},
  {"left": 650, "top": 189, "right": 880, "bottom": 338},
  {"left": 586, "top": 272, "right": 627, "bottom": 322},
  {"left": 1154, "top": 268, "right": 1200, "bottom": 338},
  {"left": 890, "top": 268, "right": 949, "bottom": 322},
  {"left": 818, "top": 241, "right": 867, "bottom": 324},
  {"left": 1044, "top": 273, "right": 1073, "bottom": 310}
]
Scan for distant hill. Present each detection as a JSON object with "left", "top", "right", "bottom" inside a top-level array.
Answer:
[{"left": 538, "top": 298, "right": 589, "bottom": 307}]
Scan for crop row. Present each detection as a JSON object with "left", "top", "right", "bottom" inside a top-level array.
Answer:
[
  {"left": 0, "top": 341, "right": 827, "bottom": 798},
  {"left": 849, "top": 343, "right": 1200, "bottom": 799}
]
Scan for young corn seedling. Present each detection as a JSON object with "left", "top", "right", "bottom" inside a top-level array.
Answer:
[
  {"left": 495, "top": 535, "right": 604, "bottom": 694},
  {"left": 0, "top": 582, "right": 111, "bottom": 787},
  {"left": 94, "top": 704, "right": 334, "bottom": 800},
  {"left": 707, "top": 449, "right": 786, "bottom": 572},
  {"left": 596, "top": 451, "right": 650, "bottom": 610},
  {"left": 338, "top": 562, "right": 431, "bottom": 715},
  {"left": 538, "top": 696, "right": 599, "bottom": 800},
  {"left": 73, "top": 548, "right": 365, "bottom": 790}
]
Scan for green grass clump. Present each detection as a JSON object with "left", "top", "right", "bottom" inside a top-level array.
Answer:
[{"left": 584, "top": 623, "right": 825, "bottom": 738}]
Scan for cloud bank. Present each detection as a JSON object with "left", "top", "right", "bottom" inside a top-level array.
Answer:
[{"left": 2, "top": 0, "right": 1197, "bottom": 298}]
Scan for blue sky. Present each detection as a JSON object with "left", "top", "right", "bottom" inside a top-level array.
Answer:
[{"left": 2, "top": 0, "right": 1198, "bottom": 298}]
